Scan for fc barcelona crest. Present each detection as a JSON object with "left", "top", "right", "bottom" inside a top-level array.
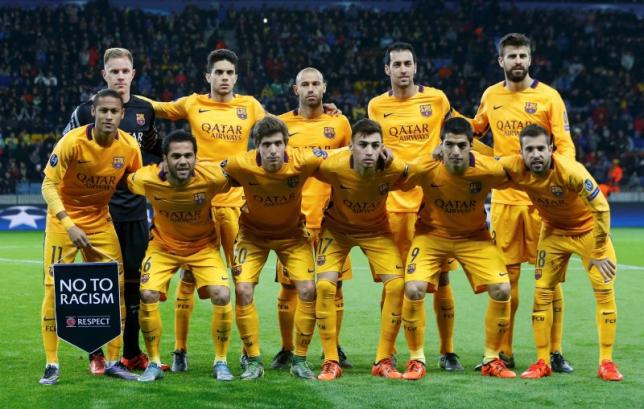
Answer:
[
  {"left": 317, "top": 254, "right": 326, "bottom": 266},
  {"left": 469, "top": 182, "right": 482, "bottom": 194},
  {"left": 194, "top": 192, "right": 206, "bottom": 204},
  {"left": 323, "top": 127, "right": 336, "bottom": 139},
  {"left": 236, "top": 107, "right": 248, "bottom": 119},
  {"left": 287, "top": 176, "right": 300, "bottom": 188},
  {"left": 112, "top": 156, "right": 125, "bottom": 169},
  {"left": 524, "top": 102, "right": 538, "bottom": 114},
  {"left": 550, "top": 185, "right": 564, "bottom": 197},
  {"left": 378, "top": 183, "right": 390, "bottom": 195},
  {"left": 136, "top": 113, "right": 146, "bottom": 126},
  {"left": 420, "top": 104, "right": 432, "bottom": 117}
]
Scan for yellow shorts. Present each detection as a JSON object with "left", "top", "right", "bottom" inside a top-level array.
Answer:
[
  {"left": 316, "top": 227, "right": 404, "bottom": 279},
  {"left": 140, "top": 241, "right": 229, "bottom": 295},
  {"left": 43, "top": 226, "right": 124, "bottom": 286},
  {"left": 211, "top": 206, "right": 241, "bottom": 267},
  {"left": 233, "top": 228, "right": 315, "bottom": 284},
  {"left": 405, "top": 231, "right": 508, "bottom": 294},
  {"left": 276, "top": 228, "right": 353, "bottom": 284},
  {"left": 491, "top": 203, "right": 541, "bottom": 265},
  {"left": 534, "top": 229, "right": 616, "bottom": 290}
]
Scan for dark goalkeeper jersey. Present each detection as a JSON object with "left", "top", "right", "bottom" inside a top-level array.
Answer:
[{"left": 63, "top": 94, "right": 160, "bottom": 222}]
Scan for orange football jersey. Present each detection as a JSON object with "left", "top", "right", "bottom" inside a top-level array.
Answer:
[
  {"left": 44, "top": 125, "right": 142, "bottom": 233},
  {"left": 278, "top": 110, "right": 352, "bottom": 228},
  {"left": 368, "top": 85, "right": 452, "bottom": 213}
]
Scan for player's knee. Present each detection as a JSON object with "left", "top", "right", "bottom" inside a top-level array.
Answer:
[
  {"left": 235, "top": 282, "right": 254, "bottom": 305},
  {"left": 593, "top": 287, "right": 615, "bottom": 305},
  {"left": 316, "top": 279, "right": 337, "bottom": 297},
  {"left": 384, "top": 276, "right": 404, "bottom": 295},
  {"left": 296, "top": 280, "right": 316, "bottom": 302},
  {"left": 181, "top": 269, "right": 196, "bottom": 283},
  {"left": 140, "top": 289, "right": 160, "bottom": 303},
  {"left": 535, "top": 287, "right": 555, "bottom": 305},
  {"left": 488, "top": 282, "right": 510, "bottom": 301},
  {"left": 207, "top": 285, "right": 230, "bottom": 305},
  {"left": 438, "top": 271, "right": 450, "bottom": 287},
  {"left": 404, "top": 281, "right": 426, "bottom": 300}
]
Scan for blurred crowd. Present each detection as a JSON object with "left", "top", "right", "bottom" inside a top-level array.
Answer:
[{"left": 0, "top": 0, "right": 642, "bottom": 193}]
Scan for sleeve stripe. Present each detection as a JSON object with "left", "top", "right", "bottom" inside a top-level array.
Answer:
[{"left": 588, "top": 187, "right": 600, "bottom": 201}]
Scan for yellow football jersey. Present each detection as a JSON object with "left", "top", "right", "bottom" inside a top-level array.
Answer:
[
  {"left": 316, "top": 150, "right": 409, "bottom": 235},
  {"left": 405, "top": 152, "right": 507, "bottom": 239},
  {"left": 278, "top": 110, "right": 352, "bottom": 228},
  {"left": 44, "top": 124, "right": 142, "bottom": 233},
  {"left": 222, "top": 146, "right": 326, "bottom": 239},
  {"left": 127, "top": 162, "right": 230, "bottom": 256},
  {"left": 500, "top": 154, "right": 610, "bottom": 246},
  {"left": 143, "top": 93, "right": 265, "bottom": 207},
  {"left": 470, "top": 80, "right": 575, "bottom": 205},
  {"left": 368, "top": 85, "right": 452, "bottom": 213}
]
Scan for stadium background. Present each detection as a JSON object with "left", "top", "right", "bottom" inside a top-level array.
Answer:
[{"left": 0, "top": 1, "right": 642, "bottom": 408}]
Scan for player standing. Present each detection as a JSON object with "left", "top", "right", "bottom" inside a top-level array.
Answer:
[
  {"left": 470, "top": 33, "right": 575, "bottom": 371},
  {"left": 271, "top": 67, "right": 353, "bottom": 369},
  {"left": 500, "top": 125, "right": 622, "bottom": 381},
  {"left": 144, "top": 49, "right": 264, "bottom": 371},
  {"left": 126, "top": 131, "right": 234, "bottom": 382},
  {"left": 39, "top": 90, "right": 142, "bottom": 385},
  {"left": 63, "top": 47, "right": 160, "bottom": 372},
  {"left": 400, "top": 118, "right": 515, "bottom": 380},
  {"left": 368, "top": 42, "right": 461, "bottom": 370}
]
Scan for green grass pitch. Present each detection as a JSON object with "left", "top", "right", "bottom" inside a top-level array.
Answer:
[{"left": 1, "top": 229, "right": 643, "bottom": 408}]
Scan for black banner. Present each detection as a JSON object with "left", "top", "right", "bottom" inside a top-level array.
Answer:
[{"left": 53, "top": 262, "right": 121, "bottom": 353}]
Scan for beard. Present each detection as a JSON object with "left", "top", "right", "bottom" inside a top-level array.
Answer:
[{"left": 505, "top": 66, "right": 528, "bottom": 82}]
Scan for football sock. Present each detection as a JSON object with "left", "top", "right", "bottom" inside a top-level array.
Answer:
[
  {"left": 174, "top": 278, "right": 195, "bottom": 351},
  {"left": 294, "top": 298, "right": 316, "bottom": 358},
  {"left": 402, "top": 295, "right": 426, "bottom": 363},
  {"left": 212, "top": 303, "right": 232, "bottom": 362},
  {"left": 122, "top": 281, "right": 142, "bottom": 359},
  {"left": 316, "top": 279, "right": 339, "bottom": 362},
  {"left": 532, "top": 287, "right": 554, "bottom": 363},
  {"left": 276, "top": 285, "right": 297, "bottom": 351},
  {"left": 500, "top": 264, "right": 521, "bottom": 356},
  {"left": 434, "top": 283, "right": 455, "bottom": 354},
  {"left": 139, "top": 301, "right": 162, "bottom": 364},
  {"left": 594, "top": 287, "right": 617, "bottom": 363},
  {"left": 550, "top": 283, "right": 564, "bottom": 353},
  {"left": 376, "top": 277, "right": 404, "bottom": 363},
  {"left": 483, "top": 298, "right": 510, "bottom": 363},
  {"left": 335, "top": 286, "right": 345, "bottom": 344},
  {"left": 235, "top": 302, "right": 260, "bottom": 358},
  {"left": 42, "top": 285, "right": 59, "bottom": 364},
  {"left": 106, "top": 283, "right": 125, "bottom": 361}
]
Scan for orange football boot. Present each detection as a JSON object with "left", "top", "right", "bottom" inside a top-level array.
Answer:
[
  {"left": 481, "top": 358, "right": 516, "bottom": 378},
  {"left": 402, "top": 360, "right": 427, "bottom": 380},
  {"left": 371, "top": 358, "right": 402, "bottom": 379},
  {"left": 318, "top": 360, "right": 342, "bottom": 381},
  {"left": 598, "top": 360, "right": 623, "bottom": 381},
  {"left": 521, "top": 359, "right": 552, "bottom": 379}
]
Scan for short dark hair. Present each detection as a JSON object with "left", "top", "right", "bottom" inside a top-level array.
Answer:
[
  {"left": 497, "top": 33, "right": 531, "bottom": 57},
  {"left": 162, "top": 130, "right": 197, "bottom": 156},
  {"left": 519, "top": 124, "right": 551, "bottom": 147},
  {"left": 206, "top": 49, "right": 239, "bottom": 73},
  {"left": 93, "top": 88, "right": 123, "bottom": 108},
  {"left": 441, "top": 117, "right": 473, "bottom": 143},
  {"left": 251, "top": 116, "right": 289, "bottom": 147},
  {"left": 351, "top": 118, "right": 382, "bottom": 141},
  {"left": 384, "top": 41, "right": 416, "bottom": 65}
]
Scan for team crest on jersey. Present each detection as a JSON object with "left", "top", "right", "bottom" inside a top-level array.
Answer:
[
  {"left": 323, "top": 127, "right": 336, "bottom": 139},
  {"left": 317, "top": 254, "right": 326, "bottom": 266},
  {"left": 287, "top": 176, "right": 300, "bottom": 188},
  {"left": 550, "top": 185, "right": 564, "bottom": 197},
  {"left": 469, "top": 182, "right": 482, "bottom": 194},
  {"left": 407, "top": 263, "right": 416, "bottom": 274},
  {"left": 136, "top": 113, "right": 146, "bottom": 126},
  {"left": 584, "top": 179, "right": 594, "bottom": 192},
  {"left": 112, "top": 156, "right": 125, "bottom": 169},
  {"left": 231, "top": 265, "right": 242, "bottom": 276},
  {"left": 524, "top": 102, "right": 538, "bottom": 114},
  {"left": 534, "top": 268, "right": 542, "bottom": 280},
  {"left": 194, "top": 192, "right": 206, "bottom": 204},
  {"left": 419, "top": 104, "right": 432, "bottom": 117},
  {"left": 379, "top": 183, "right": 390, "bottom": 195},
  {"left": 236, "top": 107, "right": 248, "bottom": 119},
  {"left": 49, "top": 153, "right": 58, "bottom": 167},
  {"left": 141, "top": 273, "right": 150, "bottom": 283}
]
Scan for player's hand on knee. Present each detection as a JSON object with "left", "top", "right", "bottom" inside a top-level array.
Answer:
[
  {"left": 589, "top": 258, "right": 617, "bottom": 282},
  {"left": 67, "top": 226, "right": 91, "bottom": 248}
]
